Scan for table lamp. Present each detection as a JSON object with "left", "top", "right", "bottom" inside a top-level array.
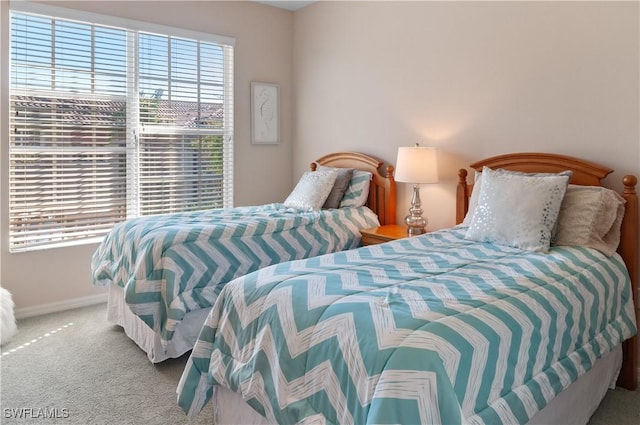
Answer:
[{"left": 394, "top": 144, "right": 439, "bottom": 235}]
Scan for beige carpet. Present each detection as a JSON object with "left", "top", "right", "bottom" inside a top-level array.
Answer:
[
  {"left": 1, "top": 303, "right": 638, "bottom": 424},
  {"left": 0, "top": 303, "right": 213, "bottom": 424}
]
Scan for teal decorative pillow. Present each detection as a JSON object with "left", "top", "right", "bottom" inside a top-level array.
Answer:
[
  {"left": 339, "top": 170, "right": 372, "bottom": 208},
  {"left": 284, "top": 170, "right": 339, "bottom": 211},
  {"left": 317, "top": 165, "right": 354, "bottom": 209},
  {"left": 465, "top": 167, "right": 571, "bottom": 252}
]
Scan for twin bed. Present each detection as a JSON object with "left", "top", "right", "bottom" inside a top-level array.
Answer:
[
  {"left": 174, "top": 152, "right": 638, "bottom": 425},
  {"left": 92, "top": 152, "right": 396, "bottom": 362}
]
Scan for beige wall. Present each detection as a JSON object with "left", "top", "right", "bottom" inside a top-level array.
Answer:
[
  {"left": 0, "top": 1, "right": 294, "bottom": 312},
  {"left": 292, "top": 1, "right": 639, "bottom": 230}
]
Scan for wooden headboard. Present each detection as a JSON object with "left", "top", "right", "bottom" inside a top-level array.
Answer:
[
  {"left": 455, "top": 152, "right": 638, "bottom": 391},
  {"left": 311, "top": 152, "right": 396, "bottom": 225}
]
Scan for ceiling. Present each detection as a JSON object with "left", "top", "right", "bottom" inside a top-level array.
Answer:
[{"left": 254, "top": 1, "right": 316, "bottom": 11}]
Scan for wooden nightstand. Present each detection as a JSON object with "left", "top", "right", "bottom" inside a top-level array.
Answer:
[{"left": 360, "top": 224, "right": 410, "bottom": 246}]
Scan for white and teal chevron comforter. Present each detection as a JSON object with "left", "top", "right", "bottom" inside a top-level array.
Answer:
[
  {"left": 91, "top": 203, "right": 379, "bottom": 348},
  {"left": 177, "top": 226, "right": 637, "bottom": 424}
]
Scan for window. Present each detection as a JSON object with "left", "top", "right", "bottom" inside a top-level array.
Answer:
[{"left": 9, "top": 5, "right": 234, "bottom": 251}]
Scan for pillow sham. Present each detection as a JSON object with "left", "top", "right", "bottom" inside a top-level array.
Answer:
[
  {"left": 339, "top": 170, "right": 372, "bottom": 208},
  {"left": 465, "top": 166, "right": 571, "bottom": 252},
  {"left": 283, "top": 169, "right": 339, "bottom": 211},
  {"left": 553, "top": 185, "right": 625, "bottom": 256},
  {"left": 317, "top": 165, "right": 354, "bottom": 209}
]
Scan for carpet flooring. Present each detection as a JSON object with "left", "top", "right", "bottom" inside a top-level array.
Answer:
[
  {"left": 0, "top": 303, "right": 213, "bottom": 424},
  {"left": 1, "top": 303, "right": 638, "bottom": 424}
]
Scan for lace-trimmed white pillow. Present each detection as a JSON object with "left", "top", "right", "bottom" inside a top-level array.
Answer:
[
  {"left": 284, "top": 170, "right": 339, "bottom": 211},
  {"left": 463, "top": 169, "right": 572, "bottom": 229},
  {"left": 465, "top": 167, "right": 571, "bottom": 252}
]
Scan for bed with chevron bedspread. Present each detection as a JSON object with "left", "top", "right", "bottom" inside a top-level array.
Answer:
[
  {"left": 91, "top": 203, "right": 379, "bottom": 349},
  {"left": 177, "top": 226, "right": 636, "bottom": 424}
]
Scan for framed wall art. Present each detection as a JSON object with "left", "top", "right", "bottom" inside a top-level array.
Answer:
[{"left": 251, "top": 82, "right": 279, "bottom": 144}]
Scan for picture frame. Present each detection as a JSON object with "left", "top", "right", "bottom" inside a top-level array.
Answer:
[{"left": 251, "top": 82, "right": 279, "bottom": 144}]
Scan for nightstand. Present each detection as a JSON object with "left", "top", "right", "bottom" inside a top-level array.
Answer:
[{"left": 360, "top": 224, "right": 411, "bottom": 246}]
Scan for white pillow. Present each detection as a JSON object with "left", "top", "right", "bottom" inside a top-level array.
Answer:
[
  {"left": 463, "top": 169, "right": 572, "bottom": 227},
  {"left": 339, "top": 170, "right": 372, "bottom": 208},
  {"left": 465, "top": 167, "right": 570, "bottom": 252},
  {"left": 283, "top": 170, "right": 339, "bottom": 211},
  {"left": 553, "top": 185, "right": 625, "bottom": 256}
]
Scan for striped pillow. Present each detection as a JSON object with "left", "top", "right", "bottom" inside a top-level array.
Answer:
[{"left": 339, "top": 170, "right": 372, "bottom": 208}]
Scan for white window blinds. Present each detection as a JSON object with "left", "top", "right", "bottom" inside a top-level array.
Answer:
[
  {"left": 9, "top": 7, "right": 234, "bottom": 251},
  {"left": 137, "top": 33, "right": 233, "bottom": 216}
]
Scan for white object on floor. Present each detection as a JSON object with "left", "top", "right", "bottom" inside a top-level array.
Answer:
[{"left": 0, "top": 287, "right": 17, "bottom": 345}]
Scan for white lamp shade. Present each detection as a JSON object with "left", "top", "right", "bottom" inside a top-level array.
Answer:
[{"left": 395, "top": 146, "right": 439, "bottom": 184}]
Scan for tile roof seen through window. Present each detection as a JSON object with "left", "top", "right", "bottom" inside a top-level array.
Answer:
[{"left": 12, "top": 95, "right": 224, "bottom": 128}]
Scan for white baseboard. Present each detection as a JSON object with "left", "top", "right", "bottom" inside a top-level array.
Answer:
[{"left": 15, "top": 293, "right": 108, "bottom": 320}]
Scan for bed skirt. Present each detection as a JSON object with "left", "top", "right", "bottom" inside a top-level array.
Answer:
[
  {"left": 107, "top": 284, "right": 211, "bottom": 363},
  {"left": 208, "top": 345, "right": 623, "bottom": 425}
]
